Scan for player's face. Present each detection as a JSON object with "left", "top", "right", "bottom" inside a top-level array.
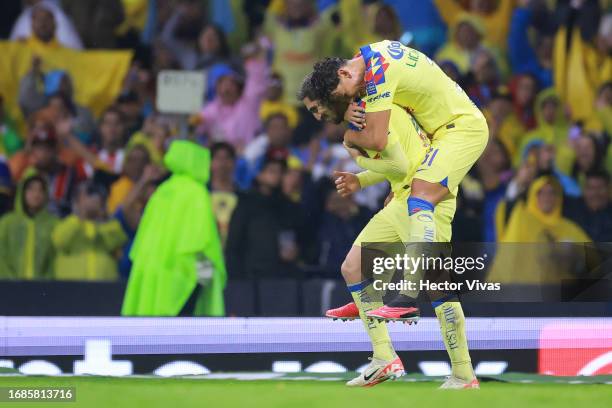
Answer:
[{"left": 303, "top": 97, "right": 346, "bottom": 124}]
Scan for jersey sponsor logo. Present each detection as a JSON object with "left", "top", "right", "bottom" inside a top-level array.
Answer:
[
  {"left": 386, "top": 41, "right": 404, "bottom": 60},
  {"left": 366, "top": 91, "right": 390, "bottom": 104}
]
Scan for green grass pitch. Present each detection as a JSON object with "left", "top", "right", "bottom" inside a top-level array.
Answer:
[{"left": 0, "top": 374, "right": 611, "bottom": 408}]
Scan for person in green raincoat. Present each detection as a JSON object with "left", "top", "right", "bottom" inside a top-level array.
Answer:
[
  {"left": 0, "top": 175, "right": 58, "bottom": 279},
  {"left": 121, "top": 140, "right": 226, "bottom": 316}
]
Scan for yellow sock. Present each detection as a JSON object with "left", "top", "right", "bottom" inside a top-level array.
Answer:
[
  {"left": 407, "top": 197, "right": 436, "bottom": 243},
  {"left": 404, "top": 197, "right": 436, "bottom": 300},
  {"left": 348, "top": 281, "right": 396, "bottom": 361},
  {"left": 434, "top": 301, "right": 475, "bottom": 381}
]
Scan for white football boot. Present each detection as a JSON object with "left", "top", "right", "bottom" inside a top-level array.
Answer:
[
  {"left": 439, "top": 376, "right": 480, "bottom": 389},
  {"left": 346, "top": 356, "right": 405, "bottom": 387}
]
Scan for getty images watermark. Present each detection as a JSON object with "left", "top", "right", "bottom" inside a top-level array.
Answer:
[{"left": 371, "top": 253, "right": 502, "bottom": 292}]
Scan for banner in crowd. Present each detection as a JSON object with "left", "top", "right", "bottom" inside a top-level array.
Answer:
[{"left": 0, "top": 41, "right": 132, "bottom": 121}]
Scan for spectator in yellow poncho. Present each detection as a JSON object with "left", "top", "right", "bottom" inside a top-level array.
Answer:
[
  {"left": 52, "top": 182, "right": 127, "bottom": 281},
  {"left": 436, "top": 14, "right": 487, "bottom": 75},
  {"left": 490, "top": 175, "right": 591, "bottom": 284},
  {"left": 435, "top": 13, "right": 507, "bottom": 77},
  {"left": 515, "top": 88, "right": 575, "bottom": 175},
  {"left": 259, "top": 72, "right": 299, "bottom": 129},
  {"left": 434, "top": 0, "right": 515, "bottom": 51},
  {"left": 0, "top": 4, "right": 132, "bottom": 126},
  {"left": 0, "top": 175, "right": 58, "bottom": 280},
  {"left": 338, "top": 0, "right": 402, "bottom": 53},
  {"left": 264, "top": 0, "right": 337, "bottom": 105},
  {"left": 484, "top": 86, "right": 526, "bottom": 158},
  {"left": 106, "top": 145, "right": 152, "bottom": 215},
  {"left": 586, "top": 81, "right": 612, "bottom": 135},
  {"left": 554, "top": 8, "right": 612, "bottom": 122},
  {"left": 127, "top": 115, "right": 172, "bottom": 166}
]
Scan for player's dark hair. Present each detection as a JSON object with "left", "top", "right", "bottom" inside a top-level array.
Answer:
[
  {"left": 296, "top": 73, "right": 315, "bottom": 101},
  {"left": 297, "top": 57, "right": 347, "bottom": 104}
]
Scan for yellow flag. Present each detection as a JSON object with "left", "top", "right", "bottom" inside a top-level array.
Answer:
[{"left": 0, "top": 40, "right": 132, "bottom": 123}]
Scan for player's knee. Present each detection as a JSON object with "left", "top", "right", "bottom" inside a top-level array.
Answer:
[
  {"left": 408, "top": 196, "right": 435, "bottom": 216},
  {"left": 410, "top": 180, "right": 447, "bottom": 206}
]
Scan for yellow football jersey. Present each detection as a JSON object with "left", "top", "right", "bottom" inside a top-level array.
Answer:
[
  {"left": 361, "top": 103, "right": 430, "bottom": 199},
  {"left": 359, "top": 40, "right": 482, "bottom": 134}
]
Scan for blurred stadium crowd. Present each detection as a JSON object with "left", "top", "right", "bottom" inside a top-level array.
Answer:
[{"left": 0, "top": 0, "right": 610, "bottom": 282}]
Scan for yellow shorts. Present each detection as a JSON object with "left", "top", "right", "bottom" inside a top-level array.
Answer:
[
  {"left": 353, "top": 194, "right": 456, "bottom": 247},
  {"left": 414, "top": 114, "right": 489, "bottom": 194}
]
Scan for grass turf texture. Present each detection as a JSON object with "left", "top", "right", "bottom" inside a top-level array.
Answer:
[{"left": 0, "top": 374, "right": 611, "bottom": 408}]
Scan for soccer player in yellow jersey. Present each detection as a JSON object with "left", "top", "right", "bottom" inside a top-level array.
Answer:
[
  {"left": 300, "top": 40, "right": 486, "bottom": 389},
  {"left": 300, "top": 80, "right": 462, "bottom": 387}
]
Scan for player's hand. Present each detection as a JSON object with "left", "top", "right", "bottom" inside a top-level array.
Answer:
[
  {"left": 334, "top": 171, "right": 361, "bottom": 197},
  {"left": 343, "top": 141, "right": 367, "bottom": 160},
  {"left": 344, "top": 102, "right": 366, "bottom": 129}
]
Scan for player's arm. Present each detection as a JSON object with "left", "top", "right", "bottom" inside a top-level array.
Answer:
[
  {"left": 334, "top": 170, "right": 386, "bottom": 197},
  {"left": 344, "top": 109, "right": 391, "bottom": 152},
  {"left": 356, "top": 170, "right": 386, "bottom": 188},
  {"left": 344, "top": 138, "right": 409, "bottom": 178}
]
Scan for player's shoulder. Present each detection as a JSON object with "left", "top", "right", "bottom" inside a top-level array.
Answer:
[
  {"left": 361, "top": 40, "right": 421, "bottom": 61},
  {"left": 360, "top": 40, "right": 400, "bottom": 60}
]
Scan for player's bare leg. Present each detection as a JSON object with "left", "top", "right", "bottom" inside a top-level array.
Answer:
[
  {"left": 368, "top": 179, "right": 447, "bottom": 320},
  {"left": 367, "top": 180, "right": 478, "bottom": 386},
  {"left": 331, "top": 245, "right": 405, "bottom": 386}
]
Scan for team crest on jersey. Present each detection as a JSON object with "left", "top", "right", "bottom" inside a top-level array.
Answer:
[{"left": 364, "top": 52, "right": 389, "bottom": 88}]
